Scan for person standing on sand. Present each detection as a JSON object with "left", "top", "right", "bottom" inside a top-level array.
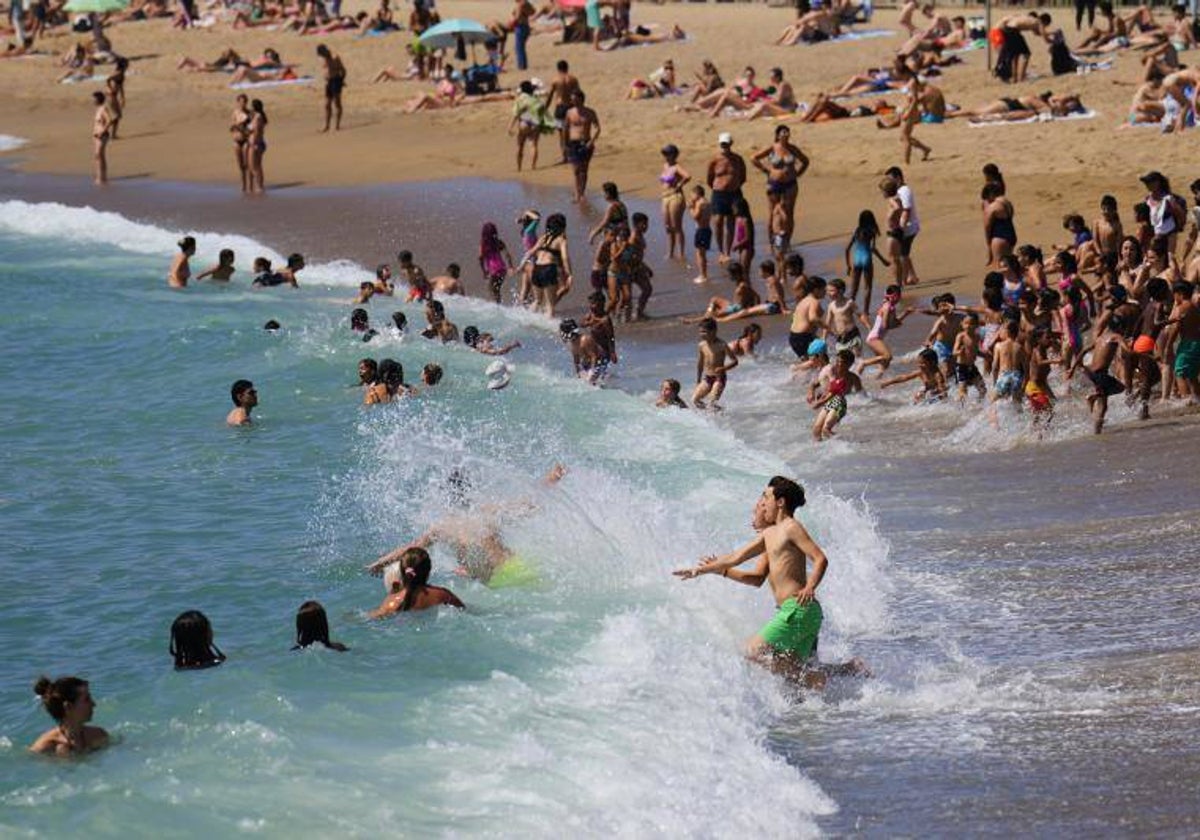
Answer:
[
  {"left": 884, "top": 166, "right": 921, "bottom": 287},
  {"left": 230, "top": 94, "right": 251, "bottom": 193},
  {"left": 247, "top": 99, "right": 268, "bottom": 194},
  {"left": 510, "top": 0, "right": 534, "bottom": 71},
  {"left": 317, "top": 44, "right": 345, "bottom": 132},
  {"left": 546, "top": 60, "right": 582, "bottom": 164},
  {"left": 564, "top": 91, "right": 600, "bottom": 204},
  {"left": 707, "top": 132, "right": 746, "bottom": 263},
  {"left": 91, "top": 91, "right": 112, "bottom": 186}
]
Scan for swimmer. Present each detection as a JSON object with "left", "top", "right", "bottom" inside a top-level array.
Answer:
[
  {"left": 170, "top": 610, "right": 226, "bottom": 670},
  {"left": 195, "top": 248, "right": 236, "bottom": 282},
  {"left": 29, "top": 675, "right": 109, "bottom": 757},
  {"left": 656, "top": 378, "right": 688, "bottom": 408},
  {"left": 560, "top": 317, "right": 611, "bottom": 385},
  {"left": 369, "top": 547, "right": 464, "bottom": 617},
  {"left": 226, "top": 379, "right": 257, "bottom": 425},
  {"left": 674, "top": 476, "right": 868, "bottom": 689},
  {"left": 421, "top": 363, "right": 444, "bottom": 386},
  {"left": 168, "top": 236, "right": 196, "bottom": 288},
  {"left": 293, "top": 601, "right": 349, "bottom": 651},
  {"left": 365, "top": 464, "right": 566, "bottom": 585},
  {"left": 430, "top": 263, "right": 465, "bottom": 296}
]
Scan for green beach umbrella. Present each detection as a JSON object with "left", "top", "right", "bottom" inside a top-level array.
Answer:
[{"left": 64, "top": 0, "right": 129, "bottom": 13}]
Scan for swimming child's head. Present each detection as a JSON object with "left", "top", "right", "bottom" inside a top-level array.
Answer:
[
  {"left": 463, "top": 325, "right": 480, "bottom": 347},
  {"left": 391, "top": 311, "right": 407, "bottom": 331},
  {"left": 169, "top": 610, "right": 223, "bottom": 670},
  {"left": 178, "top": 236, "right": 196, "bottom": 254},
  {"left": 351, "top": 308, "right": 369, "bottom": 330},
  {"left": 254, "top": 256, "right": 272, "bottom": 273},
  {"left": 218, "top": 248, "right": 234, "bottom": 266},
  {"left": 230, "top": 379, "right": 255, "bottom": 406},
  {"left": 421, "top": 363, "right": 443, "bottom": 386},
  {"left": 295, "top": 601, "right": 332, "bottom": 649}
]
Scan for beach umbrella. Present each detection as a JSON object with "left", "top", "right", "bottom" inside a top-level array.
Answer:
[
  {"left": 418, "top": 19, "right": 492, "bottom": 52},
  {"left": 64, "top": 0, "right": 128, "bottom": 12}
]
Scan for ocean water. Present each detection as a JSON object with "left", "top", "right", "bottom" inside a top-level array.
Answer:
[{"left": 1, "top": 197, "right": 1198, "bottom": 837}]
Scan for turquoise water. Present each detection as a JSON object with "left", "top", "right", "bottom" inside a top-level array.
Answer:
[
  {"left": 4, "top": 196, "right": 1200, "bottom": 837},
  {"left": 0, "top": 202, "right": 891, "bottom": 836}
]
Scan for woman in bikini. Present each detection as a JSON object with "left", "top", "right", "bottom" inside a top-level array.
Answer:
[
  {"left": 247, "top": 98, "right": 268, "bottom": 194},
  {"left": 982, "top": 182, "right": 1017, "bottom": 267},
  {"left": 369, "top": 546, "right": 465, "bottom": 618},
  {"left": 529, "top": 213, "right": 572, "bottom": 317},
  {"left": 230, "top": 93, "right": 251, "bottom": 192},
  {"left": 29, "top": 675, "right": 109, "bottom": 757},
  {"left": 658, "top": 144, "right": 691, "bottom": 261},
  {"left": 404, "top": 70, "right": 461, "bottom": 112},
  {"left": 750, "top": 124, "right": 809, "bottom": 259}
]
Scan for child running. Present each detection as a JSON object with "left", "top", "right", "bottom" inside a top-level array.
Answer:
[
  {"left": 693, "top": 317, "right": 739, "bottom": 410},
  {"left": 881, "top": 347, "right": 948, "bottom": 403},
  {"left": 952, "top": 313, "right": 988, "bottom": 401},
  {"left": 844, "top": 210, "right": 890, "bottom": 312},
  {"left": 479, "top": 222, "right": 514, "bottom": 304},
  {"left": 858, "top": 285, "right": 914, "bottom": 375}
]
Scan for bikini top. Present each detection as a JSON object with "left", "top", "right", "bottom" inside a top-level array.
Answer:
[{"left": 769, "top": 147, "right": 797, "bottom": 169}]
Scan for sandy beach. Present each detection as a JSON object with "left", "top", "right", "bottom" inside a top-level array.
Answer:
[{"left": 0, "top": 1, "right": 1191, "bottom": 304}]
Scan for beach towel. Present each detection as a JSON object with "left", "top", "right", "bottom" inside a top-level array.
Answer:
[
  {"left": 947, "top": 39, "right": 987, "bottom": 54},
  {"left": 230, "top": 75, "right": 315, "bottom": 89},
  {"left": 831, "top": 28, "right": 894, "bottom": 42},
  {"left": 968, "top": 109, "right": 1098, "bottom": 127},
  {"left": 59, "top": 74, "right": 109, "bottom": 84}
]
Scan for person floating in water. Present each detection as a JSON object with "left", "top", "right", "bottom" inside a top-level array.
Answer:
[
  {"left": 365, "top": 464, "right": 566, "bottom": 587},
  {"left": 674, "top": 476, "right": 867, "bottom": 689},
  {"left": 368, "top": 547, "right": 465, "bottom": 618},
  {"left": 29, "top": 675, "right": 109, "bottom": 757}
]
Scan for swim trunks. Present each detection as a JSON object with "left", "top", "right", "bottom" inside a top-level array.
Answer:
[
  {"left": 764, "top": 301, "right": 782, "bottom": 316},
  {"left": 566, "top": 140, "right": 593, "bottom": 165},
  {"left": 694, "top": 226, "right": 712, "bottom": 251},
  {"left": 835, "top": 326, "right": 861, "bottom": 354},
  {"left": 1174, "top": 338, "right": 1200, "bottom": 379},
  {"left": 994, "top": 369, "right": 1023, "bottom": 396},
  {"left": 888, "top": 228, "right": 917, "bottom": 256},
  {"left": 955, "top": 362, "right": 981, "bottom": 384},
  {"left": 703, "top": 371, "right": 727, "bottom": 388},
  {"left": 1025, "top": 380, "right": 1052, "bottom": 413},
  {"left": 825, "top": 394, "right": 848, "bottom": 419},
  {"left": 488, "top": 556, "right": 540, "bottom": 589},
  {"left": 789, "top": 330, "right": 817, "bottom": 359},
  {"left": 325, "top": 75, "right": 345, "bottom": 97},
  {"left": 1085, "top": 367, "right": 1125, "bottom": 397},
  {"left": 710, "top": 188, "right": 741, "bottom": 218},
  {"left": 724, "top": 304, "right": 743, "bottom": 315},
  {"left": 758, "top": 597, "right": 822, "bottom": 660},
  {"left": 931, "top": 340, "right": 952, "bottom": 363},
  {"left": 920, "top": 112, "right": 945, "bottom": 124}
]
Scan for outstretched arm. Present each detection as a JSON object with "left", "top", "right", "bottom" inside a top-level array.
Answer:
[
  {"left": 365, "top": 529, "right": 434, "bottom": 575},
  {"left": 673, "top": 533, "right": 766, "bottom": 579}
]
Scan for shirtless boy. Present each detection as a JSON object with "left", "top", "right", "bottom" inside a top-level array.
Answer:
[
  {"left": 824, "top": 278, "right": 866, "bottom": 357},
  {"left": 788, "top": 276, "right": 827, "bottom": 359},
  {"left": 689, "top": 185, "right": 713, "bottom": 284},
  {"left": 674, "top": 476, "right": 865, "bottom": 687},
  {"left": 693, "top": 317, "right": 739, "bottom": 409},
  {"left": 925, "top": 293, "right": 964, "bottom": 381},
  {"left": 989, "top": 320, "right": 1027, "bottom": 405},
  {"left": 881, "top": 347, "right": 947, "bottom": 402},
  {"left": 227, "top": 379, "right": 257, "bottom": 426},
  {"left": 952, "top": 313, "right": 987, "bottom": 401}
]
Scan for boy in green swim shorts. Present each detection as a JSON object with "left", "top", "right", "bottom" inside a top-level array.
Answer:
[{"left": 674, "top": 476, "right": 832, "bottom": 669}]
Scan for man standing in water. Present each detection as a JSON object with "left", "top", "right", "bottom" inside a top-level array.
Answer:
[
  {"left": 564, "top": 90, "right": 600, "bottom": 203},
  {"left": 317, "top": 44, "right": 346, "bottom": 132},
  {"left": 226, "top": 379, "right": 257, "bottom": 426},
  {"left": 675, "top": 476, "right": 865, "bottom": 686},
  {"left": 707, "top": 133, "right": 747, "bottom": 262}
]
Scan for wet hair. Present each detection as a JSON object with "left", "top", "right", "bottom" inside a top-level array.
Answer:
[
  {"left": 784, "top": 253, "right": 805, "bottom": 275},
  {"left": 179, "top": 236, "right": 196, "bottom": 253},
  {"left": 230, "top": 379, "right": 254, "bottom": 405},
  {"left": 391, "top": 311, "right": 407, "bottom": 331},
  {"left": 33, "top": 676, "right": 89, "bottom": 722},
  {"left": 446, "top": 263, "right": 461, "bottom": 278},
  {"left": 422, "top": 363, "right": 443, "bottom": 385},
  {"left": 170, "top": 610, "right": 225, "bottom": 670},
  {"left": 398, "top": 250, "right": 414, "bottom": 264},
  {"left": 856, "top": 210, "right": 880, "bottom": 236},
  {"left": 918, "top": 347, "right": 939, "bottom": 367},
  {"left": 427, "top": 299, "right": 445, "bottom": 318},
  {"left": 351, "top": 308, "right": 369, "bottom": 330},
  {"left": 378, "top": 358, "right": 405, "bottom": 392},
  {"left": 396, "top": 547, "right": 433, "bottom": 612},
  {"left": 445, "top": 468, "right": 473, "bottom": 508},
  {"left": 254, "top": 257, "right": 272, "bottom": 272},
  {"left": 698, "top": 317, "right": 717, "bottom": 333},
  {"left": 728, "top": 263, "right": 746, "bottom": 283},
  {"left": 662, "top": 378, "right": 681, "bottom": 395},
  {"left": 766, "top": 476, "right": 806, "bottom": 514},
  {"left": 358, "top": 357, "right": 379, "bottom": 381},
  {"left": 631, "top": 212, "right": 648, "bottom": 227},
  {"left": 480, "top": 222, "right": 500, "bottom": 252},
  {"left": 263, "top": 320, "right": 281, "bottom": 331},
  {"left": 463, "top": 325, "right": 480, "bottom": 347},
  {"left": 294, "top": 601, "right": 335, "bottom": 649},
  {"left": 545, "top": 213, "right": 567, "bottom": 236},
  {"left": 743, "top": 323, "right": 763, "bottom": 339},
  {"left": 218, "top": 248, "right": 234, "bottom": 265},
  {"left": 602, "top": 182, "right": 619, "bottom": 201},
  {"left": 559, "top": 318, "right": 581, "bottom": 340},
  {"left": 287, "top": 253, "right": 304, "bottom": 270},
  {"left": 588, "top": 290, "right": 607, "bottom": 308},
  {"left": 837, "top": 349, "right": 855, "bottom": 366},
  {"left": 1056, "top": 250, "right": 1078, "bottom": 275}
]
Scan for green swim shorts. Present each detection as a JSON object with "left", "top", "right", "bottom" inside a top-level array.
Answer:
[
  {"left": 487, "top": 556, "right": 540, "bottom": 589},
  {"left": 758, "top": 597, "right": 822, "bottom": 660},
  {"left": 1174, "top": 338, "right": 1200, "bottom": 379}
]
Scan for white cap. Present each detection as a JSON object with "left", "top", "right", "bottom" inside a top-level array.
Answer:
[{"left": 718, "top": 132, "right": 733, "bottom": 146}]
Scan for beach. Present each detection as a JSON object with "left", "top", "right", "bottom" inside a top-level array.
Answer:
[{"left": 3, "top": 1, "right": 1200, "bottom": 835}]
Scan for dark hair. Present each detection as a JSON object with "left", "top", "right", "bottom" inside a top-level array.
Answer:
[
  {"left": 1000, "top": 255, "right": 1020, "bottom": 275},
  {"left": 263, "top": 320, "right": 281, "bottom": 331},
  {"left": 294, "top": 601, "right": 335, "bottom": 649},
  {"left": 556, "top": 59, "right": 569, "bottom": 72},
  {"left": 784, "top": 253, "right": 805, "bottom": 275},
  {"left": 398, "top": 250, "right": 414, "bottom": 264},
  {"left": 588, "top": 290, "right": 607, "bottom": 307},
  {"left": 316, "top": 43, "right": 330, "bottom": 57},
  {"left": 602, "top": 182, "right": 619, "bottom": 200},
  {"left": 1056, "top": 250, "right": 1078, "bottom": 275},
  {"left": 359, "top": 357, "right": 379, "bottom": 381},
  {"left": 519, "top": 80, "right": 535, "bottom": 95},
  {"left": 982, "top": 287, "right": 1003, "bottom": 311},
  {"left": 918, "top": 347, "right": 940, "bottom": 366},
  {"left": 33, "top": 676, "right": 89, "bottom": 722},
  {"left": 378, "top": 358, "right": 405, "bottom": 393},
  {"left": 808, "top": 276, "right": 827, "bottom": 293},
  {"left": 885, "top": 284, "right": 901, "bottom": 296},
  {"left": 1134, "top": 202, "right": 1150, "bottom": 223},
  {"left": 856, "top": 210, "right": 880, "bottom": 237},
  {"left": 981, "top": 183, "right": 1003, "bottom": 202},
  {"left": 743, "top": 323, "right": 763, "bottom": 338},
  {"left": 885, "top": 166, "right": 904, "bottom": 181},
  {"left": 1016, "top": 244, "right": 1043, "bottom": 264},
  {"left": 728, "top": 263, "right": 746, "bottom": 282},
  {"left": 231, "top": 379, "right": 254, "bottom": 405},
  {"left": 391, "top": 311, "right": 407, "bottom": 331},
  {"left": 1174, "top": 280, "right": 1196, "bottom": 297},
  {"left": 545, "top": 213, "right": 567, "bottom": 236},
  {"left": 767, "top": 475, "right": 806, "bottom": 514},
  {"left": 699, "top": 317, "right": 717, "bottom": 332},
  {"left": 287, "top": 253, "right": 304, "bottom": 269},
  {"left": 170, "top": 610, "right": 225, "bottom": 670},
  {"left": 447, "top": 263, "right": 461, "bottom": 277},
  {"left": 351, "top": 308, "right": 369, "bottom": 330},
  {"left": 759, "top": 259, "right": 776, "bottom": 275},
  {"left": 219, "top": 248, "right": 235, "bottom": 264},
  {"left": 428, "top": 299, "right": 445, "bottom": 318},
  {"left": 663, "top": 378, "right": 681, "bottom": 394},
  {"left": 396, "top": 547, "right": 433, "bottom": 612},
  {"left": 631, "top": 212, "right": 648, "bottom": 227},
  {"left": 1100, "top": 194, "right": 1118, "bottom": 211},
  {"left": 422, "top": 363, "right": 443, "bottom": 385},
  {"left": 179, "top": 236, "right": 196, "bottom": 252},
  {"left": 1146, "top": 276, "right": 1170, "bottom": 302},
  {"left": 463, "top": 325, "right": 481, "bottom": 347},
  {"left": 93, "top": 91, "right": 105, "bottom": 105}
]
